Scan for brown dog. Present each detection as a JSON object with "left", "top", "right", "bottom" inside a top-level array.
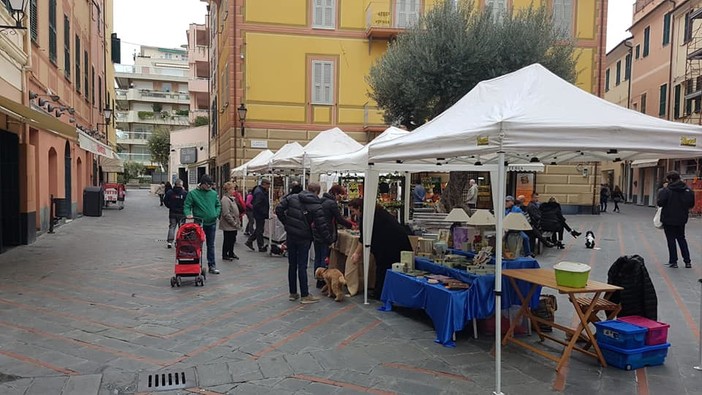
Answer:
[{"left": 314, "top": 267, "right": 347, "bottom": 302}]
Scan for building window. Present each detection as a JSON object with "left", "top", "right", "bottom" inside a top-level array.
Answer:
[
  {"left": 396, "top": 0, "right": 420, "bottom": 28},
  {"left": 659, "top": 84, "right": 667, "bottom": 117},
  {"left": 552, "top": 0, "right": 573, "bottom": 38},
  {"left": 686, "top": 79, "right": 693, "bottom": 115},
  {"left": 75, "top": 35, "right": 81, "bottom": 93},
  {"left": 84, "top": 50, "right": 89, "bottom": 100},
  {"left": 312, "top": 0, "right": 335, "bottom": 29},
  {"left": 162, "top": 82, "right": 172, "bottom": 92},
  {"left": 663, "top": 13, "right": 671, "bottom": 45},
  {"left": 635, "top": 44, "right": 640, "bottom": 59},
  {"left": 311, "top": 60, "right": 334, "bottom": 105},
  {"left": 63, "top": 15, "right": 70, "bottom": 79},
  {"left": 91, "top": 66, "right": 95, "bottom": 104},
  {"left": 674, "top": 84, "right": 681, "bottom": 119},
  {"left": 605, "top": 69, "right": 610, "bottom": 92},
  {"left": 641, "top": 93, "right": 647, "bottom": 114},
  {"left": 684, "top": 12, "right": 693, "bottom": 43},
  {"left": 48, "top": 0, "right": 57, "bottom": 64},
  {"left": 616, "top": 61, "right": 621, "bottom": 86},
  {"left": 30, "top": 0, "right": 37, "bottom": 43},
  {"left": 625, "top": 54, "right": 631, "bottom": 80},
  {"left": 98, "top": 76, "right": 102, "bottom": 111},
  {"left": 486, "top": 0, "right": 507, "bottom": 24},
  {"left": 643, "top": 26, "right": 650, "bottom": 57}
]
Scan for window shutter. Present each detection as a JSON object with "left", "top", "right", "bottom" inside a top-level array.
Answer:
[
  {"left": 397, "top": 0, "right": 407, "bottom": 28},
  {"left": 30, "top": 0, "right": 37, "bottom": 42},
  {"left": 314, "top": 0, "right": 323, "bottom": 26},
  {"left": 313, "top": 62, "right": 322, "bottom": 103},
  {"left": 324, "top": 0, "right": 333, "bottom": 28},
  {"left": 64, "top": 15, "right": 70, "bottom": 79},
  {"left": 323, "top": 62, "right": 332, "bottom": 104}
]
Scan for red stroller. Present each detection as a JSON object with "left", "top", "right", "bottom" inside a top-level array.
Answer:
[{"left": 170, "top": 221, "right": 207, "bottom": 287}]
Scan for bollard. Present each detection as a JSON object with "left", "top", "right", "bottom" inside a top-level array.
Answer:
[{"left": 696, "top": 279, "right": 702, "bottom": 371}]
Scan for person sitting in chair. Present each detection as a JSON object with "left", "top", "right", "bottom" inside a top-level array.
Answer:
[{"left": 539, "top": 197, "right": 581, "bottom": 249}]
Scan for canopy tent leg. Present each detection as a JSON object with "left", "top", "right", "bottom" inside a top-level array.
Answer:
[
  {"left": 362, "top": 169, "right": 380, "bottom": 306},
  {"left": 695, "top": 279, "right": 702, "bottom": 371},
  {"left": 268, "top": 173, "right": 274, "bottom": 256},
  {"left": 494, "top": 151, "right": 506, "bottom": 395},
  {"left": 403, "top": 172, "right": 411, "bottom": 224}
]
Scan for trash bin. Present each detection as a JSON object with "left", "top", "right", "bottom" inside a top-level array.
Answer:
[
  {"left": 52, "top": 197, "right": 70, "bottom": 218},
  {"left": 83, "top": 186, "right": 104, "bottom": 217}
]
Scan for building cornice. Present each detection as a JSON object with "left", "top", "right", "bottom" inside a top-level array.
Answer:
[{"left": 0, "top": 34, "right": 28, "bottom": 69}]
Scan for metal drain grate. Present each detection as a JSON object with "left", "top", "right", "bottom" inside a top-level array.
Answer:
[{"left": 137, "top": 368, "right": 196, "bottom": 392}]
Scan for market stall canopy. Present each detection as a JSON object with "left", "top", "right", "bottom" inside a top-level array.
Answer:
[
  {"left": 302, "top": 127, "right": 363, "bottom": 166},
  {"left": 247, "top": 142, "right": 305, "bottom": 173},
  {"left": 310, "top": 126, "right": 408, "bottom": 173},
  {"left": 368, "top": 63, "right": 702, "bottom": 164},
  {"left": 100, "top": 154, "right": 124, "bottom": 173},
  {"left": 231, "top": 149, "right": 274, "bottom": 177}
]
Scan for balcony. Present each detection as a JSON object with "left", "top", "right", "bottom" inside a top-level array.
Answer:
[
  {"left": 188, "top": 78, "right": 208, "bottom": 93},
  {"left": 116, "top": 129, "right": 151, "bottom": 145},
  {"left": 189, "top": 109, "right": 209, "bottom": 123},
  {"left": 118, "top": 152, "right": 152, "bottom": 164},
  {"left": 115, "top": 64, "right": 189, "bottom": 85},
  {"left": 188, "top": 45, "right": 208, "bottom": 63},
  {"left": 115, "top": 110, "right": 191, "bottom": 126},
  {"left": 115, "top": 88, "right": 190, "bottom": 104},
  {"left": 365, "top": 3, "right": 414, "bottom": 40}
]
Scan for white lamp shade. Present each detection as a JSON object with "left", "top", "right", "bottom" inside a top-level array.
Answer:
[
  {"left": 444, "top": 208, "right": 471, "bottom": 223},
  {"left": 503, "top": 212, "right": 532, "bottom": 231},
  {"left": 466, "top": 209, "right": 496, "bottom": 226},
  {"left": 9, "top": 0, "right": 26, "bottom": 12}
]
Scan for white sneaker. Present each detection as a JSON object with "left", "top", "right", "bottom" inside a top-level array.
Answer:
[{"left": 167, "top": 242, "right": 172, "bottom": 248}]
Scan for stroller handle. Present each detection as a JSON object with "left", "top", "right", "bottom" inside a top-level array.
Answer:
[{"left": 184, "top": 216, "right": 204, "bottom": 225}]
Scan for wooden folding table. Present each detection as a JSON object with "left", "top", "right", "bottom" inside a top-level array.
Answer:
[{"left": 502, "top": 268, "right": 622, "bottom": 371}]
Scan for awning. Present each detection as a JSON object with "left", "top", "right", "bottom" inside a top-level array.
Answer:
[
  {"left": 631, "top": 159, "right": 660, "bottom": 168},
  {"left": 78, "top": 130, "right": 117, "bottom": 159},
  {"left": 100, "top": 156, "right": 124, "bottom": 173},
  {"left": 507, "top": 163, "right": 545, "bottom": 173},
  {"left": 0, "top": 95, "right": 77, "bottom": 140}
]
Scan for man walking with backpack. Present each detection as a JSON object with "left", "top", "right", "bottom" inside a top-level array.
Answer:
[
  {"left": 275, "top": 182, "right": 330, "bottom": 304},
  {"left": 164, "top": 179, "right": 188, "bottom": 249},
  {"left": 245, "top": 179, "right": 270, "bottom": 252}
]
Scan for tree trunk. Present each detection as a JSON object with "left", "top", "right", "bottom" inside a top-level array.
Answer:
[{"left": 443, "top": 172, "right": 469, "bottom": 212}]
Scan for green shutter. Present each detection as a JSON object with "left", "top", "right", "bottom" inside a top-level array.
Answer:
[
  {"left": 659, "top": 84, "right": 667, "bottom": 117},
  {"left": 663, "top": 13, "right": 671, "bottom": 45}
]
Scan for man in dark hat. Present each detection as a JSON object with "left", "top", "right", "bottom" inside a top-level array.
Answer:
[
  {"left": 245, "top": 178, "right": 271, "bottom": 252},
  {"left": 657, "top": 171, "right": 695, "bottom": 268},
  {"left": 184, "top": 174, "right": 222, "bottom": 274}
]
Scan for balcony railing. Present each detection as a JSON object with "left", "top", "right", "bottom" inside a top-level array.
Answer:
[
  {"left": 115, "top": 110, "right": 190, "bottom": 126},
  {"left": 365, "top": 2, "right": 416, "bottom": 39},
  {"left": 115, "top": 88, "right": 189, "bottom": 104},
  {"left": 115, "top": 64, "right": 189, "bottom": 78},
  {"left": 118, "top": 152, "right": 152, "bottom": 163},
  {"left": 116, "top": 130, "right": 152, "bottom": 142}
]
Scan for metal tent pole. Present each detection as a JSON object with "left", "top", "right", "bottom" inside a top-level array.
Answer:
[
  {"left": 494, "top": 151, "right": 505, "bottom": 395},
  {"left": 695, "top": 279, "right": 702, "bottom": 371}
]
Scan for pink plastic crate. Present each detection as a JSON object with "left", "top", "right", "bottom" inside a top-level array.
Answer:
[{"left": 618, "top": 316, "right": 670, "bottom": 345}]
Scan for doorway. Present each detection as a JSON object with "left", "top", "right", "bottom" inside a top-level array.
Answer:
[
  {"left": 0, "top": 131, "right": 20, "bottom": 253},
  {"left": 64, "top": 141, "right": 72, "bottom": 218}
]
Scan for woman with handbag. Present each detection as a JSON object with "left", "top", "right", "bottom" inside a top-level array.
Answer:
[{"left": 611, "top": 185, "right": 624, "bottom": 213}]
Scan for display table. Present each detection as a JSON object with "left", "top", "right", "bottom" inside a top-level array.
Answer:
[
  {"left": 379, "top": 257, "right": 541, "bottom": 347},
  {"left": 502, "top": 268, "right": 622, "bottom": 371},
  {"left": 329, "top": 230, "right": 375, "bottom": 296}
]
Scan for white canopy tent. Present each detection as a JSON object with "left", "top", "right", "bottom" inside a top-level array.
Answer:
[
  {"left": 247, "top": 142, "right": 306, "bottom": 174},
  {"left": 366, "top": 63, "right": 702, "bottom": 395},
  {"left": 303, "top": 127, "right": 363, "bottom": 166},
  {"left": 231, "top": 149, "right": 274, "bottom": 178}
]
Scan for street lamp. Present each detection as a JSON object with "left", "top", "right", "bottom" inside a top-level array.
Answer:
[
  {"left": 238, "top": 103, "right": 247, "bottom": 137},
  {"left": 0, "top": 0, "right": 27, "bottom": 30}
]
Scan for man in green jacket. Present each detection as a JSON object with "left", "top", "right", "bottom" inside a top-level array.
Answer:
[{"left": 184, "top": 174, "right": 222, "bottom": 274}]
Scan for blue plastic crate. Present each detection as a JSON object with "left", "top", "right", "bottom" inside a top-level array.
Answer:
[
  {"left": 594, "top": 320, "right": 647, "bottom": 349},
  {"left": 598, "top": 342, "right": 670, "bottom": 371}
]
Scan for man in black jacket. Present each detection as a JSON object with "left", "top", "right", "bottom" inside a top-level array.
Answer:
[
  {"left": 164, "top": 179, "right": 188, "bottom": 248},
  {"left": 315, "top": 185, "right": 354, "bottom": 288},
  {"left": 657, "top": 171, "right": 696, "bottom": 268},
  {"left": 245, "top": 179, "right": 270, "bottom": 252},
  {"left": 276, "top": 183, "right": 325, "bottom": 304}
]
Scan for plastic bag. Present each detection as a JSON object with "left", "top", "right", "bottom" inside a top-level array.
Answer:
[{"left": 653, "top": 207, "right": 663, "bottom": 229}]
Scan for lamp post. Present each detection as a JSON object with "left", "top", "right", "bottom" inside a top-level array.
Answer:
[
  {"left": 238, "top": 103, "right": 247, "bottom": 137},
  {"left": 0, "top": 0, "right": 27, "bottom": 30}
]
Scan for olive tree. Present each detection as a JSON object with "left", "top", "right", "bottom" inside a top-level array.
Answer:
[
  {"left": 147, "top": 127, "right": 171, "bottom": 172},
  {"left": 367, "top": 1, "right": 577, "bottom": 209}
]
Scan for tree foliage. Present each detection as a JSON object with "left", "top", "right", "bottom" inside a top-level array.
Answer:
[
  {"left": 147, "top": 127, "right": 171, "bottom": 171},
  {"left": 367, "top": 1, "right": 577, "bottom": 209},
  {"left": 122, "top": 161, "right": 145, "bottom": 182},
  {"left": 193, "top": 116, "right": 209, "bottom": 127}
]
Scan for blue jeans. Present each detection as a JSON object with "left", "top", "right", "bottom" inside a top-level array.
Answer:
[
  {"left": 287, "top": 240, "right": 312, "bottom": 297},
  {"left": 202, "top": 224, "right": 217, "bottom": 268},
  {"left": 519, "top": 231, "right": 532, "bottom": 256},
  {"left": 313, "top": 242, "right": 329, "bottom": 271}
]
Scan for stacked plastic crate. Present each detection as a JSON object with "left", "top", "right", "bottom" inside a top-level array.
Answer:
[{"left": 594, "top": 316, "right": 671, "bottom": 371}]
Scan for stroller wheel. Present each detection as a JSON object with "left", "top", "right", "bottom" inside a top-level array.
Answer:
[
  {"left": 176, "top": 276, "right": 182, "bottom": 287},
  {"left": 170, "top": 277, "right": 176, "bottom": 287}
]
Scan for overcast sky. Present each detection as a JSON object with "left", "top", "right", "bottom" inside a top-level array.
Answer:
[{"left": 113, "top": 0, "right": 632, "bottom": 63}]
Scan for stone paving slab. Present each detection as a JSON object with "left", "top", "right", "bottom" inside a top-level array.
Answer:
[{"left": 0, "top": 190, "right": 701, "bottom": 394}]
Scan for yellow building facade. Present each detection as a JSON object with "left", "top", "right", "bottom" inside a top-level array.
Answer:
[{"left": 209, "top": 0, "right": 606, "bottom": 207}]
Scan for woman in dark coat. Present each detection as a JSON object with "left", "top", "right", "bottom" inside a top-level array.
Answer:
[
  {"left": 539, "top": 197, "right": 580, "bottom": 248},
  {"left": 348, "top": 198, "right": 412, "bottom": 300}
]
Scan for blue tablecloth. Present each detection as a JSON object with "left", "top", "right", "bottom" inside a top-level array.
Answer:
[{"left": 379, "top": 255, "right": 541, "bottom": 347}]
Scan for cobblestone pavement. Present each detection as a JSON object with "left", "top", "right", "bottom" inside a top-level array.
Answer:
[{"left": 0, "top": 189, "right": 700, "bottom": 394}]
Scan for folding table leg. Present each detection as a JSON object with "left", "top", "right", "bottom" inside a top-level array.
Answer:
[{"left": 473, "top": 318, "right": 478, "bottom": 339}]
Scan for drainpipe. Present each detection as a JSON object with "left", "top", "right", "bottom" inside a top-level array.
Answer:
[
  {"left": 624, "top": 40, "right": 634, "bottom": 109},
  {"left": 597, "top": 0, "right": 606, "bottom": 97},
  {"left": 667, "top": 0, "right": 676, "bottom": 120}
]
